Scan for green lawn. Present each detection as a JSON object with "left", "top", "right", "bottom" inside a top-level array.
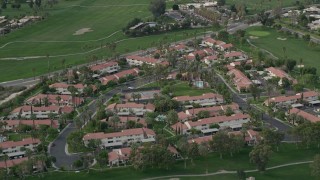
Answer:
[
  {"left": 26, "top": 143, "right": 320, "bottom": 180},
  {"left": 172, "top": 82, "right": 213, "bottom": 96},
  {"left": 8, "top": 133, "right": 31, "bottom": 141},
  {"left": 247, "top": 163, "right": 316, "bottom": 180},
  {"left": 246, "top": 26, "right": 320, "bottom": 71},
  {"left": 0, "top": 0, "right": 220, "bottom": 82},
  {"left": 181, "top": 163, "right": 316, "bottom": 180}
]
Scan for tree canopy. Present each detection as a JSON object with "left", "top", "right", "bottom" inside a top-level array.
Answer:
[{"left": 149, "top": 0, "right": 166, "bottom": 18}]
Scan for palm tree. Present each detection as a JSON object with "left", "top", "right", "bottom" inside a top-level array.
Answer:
[
  {"left": 48, "top": 112, "right": 56, "bottom": 128},
  {"left": 55, "top": 96, "right": 61, "bottom": 106},
  {"left": 110, "top": 115, "right": 120, "bottom": 131},
  {"left": 131, "top": 93, "right": 136, "bottom": 102},
  {"left": 67, "top": 86, "right": 78, "bottom": 108},
  {"left": 136, "top": 93, "right": 142, "bottom": 103},
  {"left": 30, "top": 114, "right": 37, "bottom": 129}
]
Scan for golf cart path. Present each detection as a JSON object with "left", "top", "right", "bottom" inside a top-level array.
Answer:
[{"left": 142, "top": 161, "right": 313, "bottom": 180}]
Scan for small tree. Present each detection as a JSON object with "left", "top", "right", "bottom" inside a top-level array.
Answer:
[
  {"left": 149, "top": 0, "right": 166, "bottom": 18},
  {"left": 217, "top": 0, "right": 226, "bottom": 6},
  {"left": 172, "top": 4, "right": 179, "bottom": 10},
  {"left": 167, "top": 110, "right": 178, "bottom": 125},
  {"left": 249, "top": 144, "right": 272, "bottom": 171}
]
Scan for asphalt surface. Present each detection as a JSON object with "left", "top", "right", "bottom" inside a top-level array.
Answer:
[
  {"left": 215, "top": 73, "right": 293, "bottom": 141},
  {"left": 49, "top": 76, "right": 155, "bottom": 169},
  {"left": 49, "top": 122, "right": 80, "bottom": 169}
]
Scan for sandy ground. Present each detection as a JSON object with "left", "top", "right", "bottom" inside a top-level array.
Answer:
[
  {"left": 277, "top": 37, "right": 287, "bottom": 40},
  {"left": 0, "top": 91, "right": 24, "bottom": 105},
  {"left": 73, "top": 28, "right": 93, "bottom": 35},
  {"left": 249, "top": 36, "right": 258, "bottom": 39}
]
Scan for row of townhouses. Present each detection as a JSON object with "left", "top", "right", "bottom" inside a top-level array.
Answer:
[
  {"left": 171, "top": 113, "right": 250, "bottom": 135},
  {"left": 83, "top": 128, "right": 156, "bottom": 148}
]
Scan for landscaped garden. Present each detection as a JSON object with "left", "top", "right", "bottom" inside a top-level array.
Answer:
[{"left": 26, "top": 143, "right": 320, "bottom": 180}]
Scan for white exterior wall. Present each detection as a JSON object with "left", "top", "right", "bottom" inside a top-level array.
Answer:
[
  {"left": 304, "top": 96, "right": 318, "bottom": 102},
  {"left": 182, "top": 117, "right": 250, "bottom": 135},
  {"left": 20, "top": 110, "right": 59, "bottom": 119},
  {"left": 84, "top": 134, "right": 155, "bottom": 148},
  {"left": 126, "top": 58, "right": 155, "bottom": 67},
  {"left": 184, "top": 98, "right": 224, "bottom": 106},
  {"left": 99, "top": 64, "right": 120, "bottom": 74},
  {"left": 0, "top": 143, "right": 39, "bottom": 158}
]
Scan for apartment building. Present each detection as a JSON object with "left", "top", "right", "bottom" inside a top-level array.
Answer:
[{"left": 83, "top": 128, "right": 156, "bottom": 148}]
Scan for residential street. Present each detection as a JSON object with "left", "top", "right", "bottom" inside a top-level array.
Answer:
[
  {"left": 216, "top": 73, "right": 293, "bottom": 141},
  {"left": 49, "top": 76, "right": 156, "bottom": 169}
]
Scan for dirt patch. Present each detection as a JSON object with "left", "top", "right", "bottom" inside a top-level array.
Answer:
[
  {"left": 277, "top": 37, "right": 287, "bottom": 40},
  {"left": 73, "top": 28, "right": 93, "bottom": 35},
  {"left": 249, "top": 36, "right": 259, "bottom": 39}
]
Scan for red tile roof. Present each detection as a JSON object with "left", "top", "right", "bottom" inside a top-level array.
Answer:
[
  {"left": 178, "top": 112, "right": 192, "bottom": 120},
  {"left": 50, "top": 83, "right": 85, "bottom": 89},
  {"left": 188, "top": 136, "right": 212, "bottom": 144},
  {"left": 83, "top": 128, "right": 156, "bottom": 141},
  {"left": 204, "top": 55, "right": 218, "bottom": 61},
  {"left": 187, "top": 113, "right": 250, "bottom": 127},
  {"left": 0, "top": 157, "right": 28, "bottom": 168},
  {"left": 228, "top": 69, "right": 252, "bottom": 90},
  {"left": 189, "top": 50, "right": 207, "bottom": 58},
  {"left": 220, "top": 43, "right": 233, "bottom": 49},
  {"left": 15, "top": 105, "right": 61, "bottom": 112},
  {"left": 289, "top": 108, "right": 320, "bottom": 123},
  {"left": 114, "top": 68, "right": 139, "bottom": 79},
  {"left": 266, "top": 67, "right": 297, "bottom": 84},
  {"left": 108, "top": 147, "right": 132, "bottom": 162},
  {"left": 90, "top": 61, "right": 118, "bottom": 71},
  {"left": 187, "top": 103, "right": 239, "bottom": 116},
  {"left": 171, "top": 122, "right": 188, "bottom": 130},
  {"left": 167, "top": 145, "right": 179, "bottom": 154},
  {"left": 265, "top": 91, "right": 319, "bottom": 104},
  {"left": 204, "top": 48, "right": 214, "bottom": 55},
  {"left": 173, "top": 44, "right": 187, "bottom": 50},
  {"left": 4, "top": 120, "right": 59, "bottom": 128},
  {"left": 26, "top": 94, "right": 83, "bottom": 106},
  {"left": 99, "top": 75, "right": 118, "bottom": 85},
  {"left": 215, "top": 40, "right": 225, "bottom": 45},
  {"left": 224, "top": 51, "right": 243, "bottom": 58},
  {"left": 61, "top": 106, "right": 74, "bottom": 113},
  {"left": 204, "top": 37, "right": 217, "bottom": 44},
  {"left": 0, "top": 138, "right": 40, "bottom": 149},
  {"left": 100, "top": 68, "right": 139, "bottom": 85}
]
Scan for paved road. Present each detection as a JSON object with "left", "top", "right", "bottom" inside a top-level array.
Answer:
[
  {"left": 49, "top": 123, "right": 80, "bottom": 168},
  {"left": 49, "top": 76, "right": 156, "bottom": 169},
  {"left": 216, "top": 73, "right": 293, "bottom": 140},
  {"left": 281, "top": 26, "right": 320, "bottom": 44}
]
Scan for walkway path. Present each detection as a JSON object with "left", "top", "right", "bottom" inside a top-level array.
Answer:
[{"left": 142, "top": 161, "right": 313, "bottom": 180}]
